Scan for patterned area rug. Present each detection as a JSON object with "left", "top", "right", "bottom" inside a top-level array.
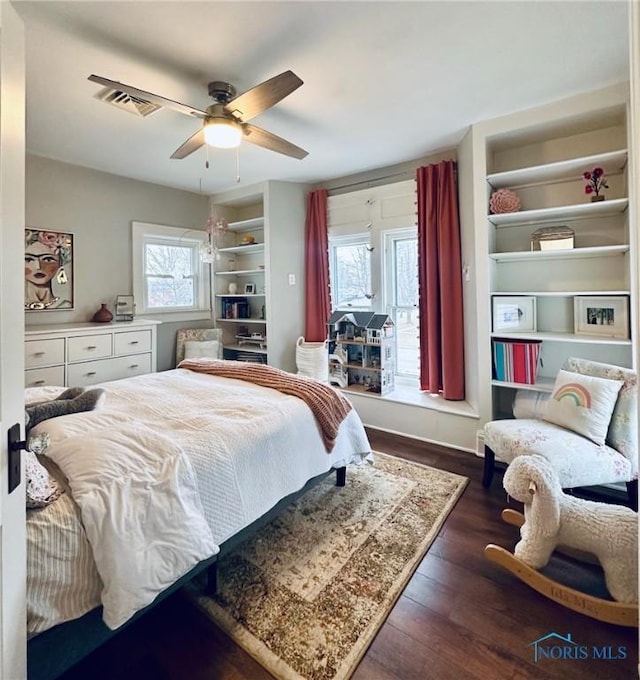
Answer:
[{"left": 188, "top": 452, "right": 468, "bottom": 680}]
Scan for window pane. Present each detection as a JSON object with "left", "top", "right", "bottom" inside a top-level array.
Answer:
[
  {"left": 146, "top": 276, "right": 194, "bottom": 308},
  {"left": 332, "top": 242, "right": 371, "bottom": 309},
  {"left": 393, "top": 306, "right": 420, "bottom": 378},
  {"left": 145, "top": 243, "right": 195, "bottom": 308},
  {"left": 394, "top": 238, "right": 418, "bottom": 307},
  {"left": 145, "top": 243, "right": 193, "bottom": 277}
]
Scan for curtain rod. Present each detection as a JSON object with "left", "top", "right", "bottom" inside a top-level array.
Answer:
[{"left": 326, "top": 169, "right": 415, "bottom": 195}]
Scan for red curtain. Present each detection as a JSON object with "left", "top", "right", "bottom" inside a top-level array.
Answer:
[
  {"left": 304, "top": 189, "right": 331, "bottom": 341},
  {"left": 416, "top": 161, "right": 465, "bottom": 399}
]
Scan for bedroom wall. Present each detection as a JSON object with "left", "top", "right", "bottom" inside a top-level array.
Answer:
[{"left": 25, "top": 155, "right": 211, "bottom": 370}]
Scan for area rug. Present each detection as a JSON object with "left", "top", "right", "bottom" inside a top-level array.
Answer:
[{"left": 188, "top": 452, "right": 468, "bottom": 680}]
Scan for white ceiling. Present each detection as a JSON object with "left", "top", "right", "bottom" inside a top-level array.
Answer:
[{"left": 15, "top": 1, "right": 630, "bottom": 196}]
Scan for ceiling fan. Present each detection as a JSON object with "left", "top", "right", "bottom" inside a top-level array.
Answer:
[{"left": 88, "top": 70, "right": 308, "bottom": 161}]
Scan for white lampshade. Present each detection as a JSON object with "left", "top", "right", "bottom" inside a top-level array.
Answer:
[{"left": 203, "top": 119, "right": 242, "bottom": 148}]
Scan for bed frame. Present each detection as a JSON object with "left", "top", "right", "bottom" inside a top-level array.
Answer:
[{"left": 27, "top": 465, "right": 346, "bottom": 680}]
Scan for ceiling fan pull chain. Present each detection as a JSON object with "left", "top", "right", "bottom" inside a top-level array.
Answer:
[
  {"left": 205, "top": 145, "right": 210, "bottom": 170},
  {"left": 236, "top": 146, "right": 241, "bottom": 184}
]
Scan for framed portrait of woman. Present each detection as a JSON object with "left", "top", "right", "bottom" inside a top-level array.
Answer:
[{"left": 24, "top": 228, "right": 74, "bottom": 311}]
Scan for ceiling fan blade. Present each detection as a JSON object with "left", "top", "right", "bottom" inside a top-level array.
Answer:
[
  {"left": 171, "top": 129, "right": 206, "bottom": 159},
  {"left": 88, "top": 74, "right": 208, "bottom": 119},
  {"left": 224, "top": 70, "right": 303, "bottom": 122},
  {"left": 243, "top": 124, "right": 308, "bottom": 160}
]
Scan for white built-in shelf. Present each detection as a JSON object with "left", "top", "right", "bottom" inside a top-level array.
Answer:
[
  {"left": 489, "top": 244, "right": 629, "bottom": 262},
  {"left": 223, "top": 343, "right": 268, "bottom": 355},
  {"left": 217, "top": 243, "right": 264, "bottom": 254},
  {"left": 488, "top": 198, "right": 628, "bottom": 227},
  {"left": 492, "top": 377, "right": 555, "bottom": 393},
  {"left": 215, "top": 318, "right": 266, "bottom": 324},
  {"left": 492, "top": 290, "right": 630, "bottom": 297},
  {"left": 227, "top": 217, "right": 264, "bottom": 233},
  {"left": 215, "top": 293, "right": 265, "bottom": 298},
  {"left": 487, "top": 149, "right": 628, "bottom": 189},
  {"left": 214, "top": 268, "right": 265, "bottom": 276},
  {"left": 491, "top": 331, "right": 632, "bottom": 345}
]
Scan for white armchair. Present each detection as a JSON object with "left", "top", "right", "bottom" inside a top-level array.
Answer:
[{"left": 483, "top": 357, "right": 637, "bottom": 508}]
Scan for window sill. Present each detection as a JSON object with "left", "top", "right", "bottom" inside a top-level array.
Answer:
[
  {"left": 137, "top": 310, "right": 212, "bottom": 323},
  {"left": 340, "top": 378, "right": 478, "bottom": 419}
]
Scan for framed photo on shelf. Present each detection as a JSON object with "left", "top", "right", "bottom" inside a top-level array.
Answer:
[
  {"left": 244, "top": 283, "right": 256, "bottom": 294},
  {"left": 492, "top": 296, "right": 536, "bottom": 333},
  {"left": 574, "top": 296, "right": 629, "bottom": 339}
]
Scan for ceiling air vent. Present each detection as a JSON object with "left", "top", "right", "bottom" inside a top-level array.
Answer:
[{"left": 96, "top": 87, "right": 161, "bottom": 117}]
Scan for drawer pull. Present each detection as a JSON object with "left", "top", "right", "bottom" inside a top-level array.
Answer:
[
  {"left": 33, "top": 380, "right": 46, "bottom": 386},
  {"left": 33, "top": 351, "right": 45, "bottom": 357},
  {"left": 129, "top": 341, "right": 139, "bottom": 345},
  {"left": 86, "top": 345, "right": 97, "bottom": 350},
  {"left": 86, "top": 371, "right": 97, "bottom": 377},
  {"left": 130, "top": 364, "right": 139, "bottom": 369}
]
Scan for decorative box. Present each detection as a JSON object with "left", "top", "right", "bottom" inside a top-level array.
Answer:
[{"left": 530, "top": 226, "right": 574, "bottom": 251}]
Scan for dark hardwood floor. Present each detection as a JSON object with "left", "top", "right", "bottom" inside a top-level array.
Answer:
[{"left": 59, "top": 429, "right": 638, "bottom": 680}]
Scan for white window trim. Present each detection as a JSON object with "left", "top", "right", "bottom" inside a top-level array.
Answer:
[{"left": 132, "top": 221, "right": 212, "bottom": 321}]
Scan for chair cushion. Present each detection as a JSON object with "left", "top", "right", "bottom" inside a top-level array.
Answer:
[
  {"left": 484, "top": 418, "right": 634, "bottom": 488},
  {"left": 543, "top": 369, "right": 623, "bottom": 446},
  {"left": 563, "top": 357, "right": 637, "bottom": 472}
]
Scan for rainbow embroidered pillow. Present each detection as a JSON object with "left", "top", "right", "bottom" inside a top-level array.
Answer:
[{"left": 543, "top": 369, "right": 624, "bottom": 445}]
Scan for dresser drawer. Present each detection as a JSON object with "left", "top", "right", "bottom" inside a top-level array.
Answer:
[
  {"left": 114, "top": 330, "right": 151, "bottom": 356},
  {"left": 25, "top": 365, "right": 65, "bottom": 388},
  {"left": 67, "top": 354, "right": 152, "bottom": 387},
  {"left": 67, "top": 334, "right": 112, "bottom": 363},
  {"left": 25, "top": 338, "right": 66, "bottom": 369}
]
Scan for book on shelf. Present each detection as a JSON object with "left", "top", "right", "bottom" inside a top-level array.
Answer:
[
  {"left": 221, "top": 297, "right": 250, "bottom": 319},
  {"left": 492, "top": 338, "right": 542, "bottom": 385}
]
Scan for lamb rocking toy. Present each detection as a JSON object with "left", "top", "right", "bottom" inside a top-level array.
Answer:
[{"left": 484, "top": 454, "right": 639, "bottom": 626}]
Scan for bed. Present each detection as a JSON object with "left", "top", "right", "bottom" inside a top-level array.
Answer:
[{"left": 25, "top": 364, "right": 372, "bottom": 679}]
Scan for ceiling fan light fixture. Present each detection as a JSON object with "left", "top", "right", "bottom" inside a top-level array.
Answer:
[{"left": 203, "top": 118, "right": 242, "bottom": 148}]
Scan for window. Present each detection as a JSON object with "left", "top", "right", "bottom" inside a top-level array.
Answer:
[
  {"left": 132, "top": 222, "right": 210, "bottom": 318},
  {"left": 329, "top": 234, "right": 372, "bottom": 310},
  {"left": 384, "top": 229, "right": 419, "bottom": 379},
  {"left": 328, "top": 180, "right": 419, "bottom": 388}
]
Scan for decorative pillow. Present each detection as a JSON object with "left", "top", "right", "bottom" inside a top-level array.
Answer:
[
  {"left": 183, "top": 340, "right": 220, "bottom": 360},
  {"left": 543, "top": 369, "right": 624, "bottom": 445}
]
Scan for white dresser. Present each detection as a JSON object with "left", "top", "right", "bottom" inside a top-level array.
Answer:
[{"left": 25, "top": 320, "right": 161, "bottom": 388}]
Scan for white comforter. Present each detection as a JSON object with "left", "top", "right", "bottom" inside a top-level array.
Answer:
[{"left": 28, "top": 368, "right": 371, "bottom": 630}]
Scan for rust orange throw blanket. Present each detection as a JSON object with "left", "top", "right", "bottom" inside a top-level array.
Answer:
[{"left": 178, "top": 359, "right": 352, "bottom": 452}]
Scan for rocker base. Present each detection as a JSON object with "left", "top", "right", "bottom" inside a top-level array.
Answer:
[{"left": 484, "top": 544, "right": 638, "bottom": 627}]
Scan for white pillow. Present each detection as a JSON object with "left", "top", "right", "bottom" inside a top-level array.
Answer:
[
  {"left": 543, "top": 369, "right": 624, "bottom": 445},
  {"left": 183, "top": 340, "right": 220, "bottom": 360}
]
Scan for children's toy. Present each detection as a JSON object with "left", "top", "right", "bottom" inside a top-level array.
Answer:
[{"left": 485, "top": 454, "right": 638, "bottom": 626}]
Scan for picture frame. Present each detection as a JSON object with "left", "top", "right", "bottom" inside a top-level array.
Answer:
[
  {"left": 115, "top": 294, "right": 135, "bottom": 321},
  {"left": 244, "top": 283, "right": 256, "bottom": 295},
  {"left": 492, "top": 296, "right": 537, "bottom": 333},
  {"left": 574, "top": 296, "right": 629, "bottom": 339},
  {"left": 25, "top": 228, "right": 74, "bottom": 311}
]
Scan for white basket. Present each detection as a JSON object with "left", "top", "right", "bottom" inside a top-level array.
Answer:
[{"left": 296, "top": 336, "right": 329, "bottom": 382}]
